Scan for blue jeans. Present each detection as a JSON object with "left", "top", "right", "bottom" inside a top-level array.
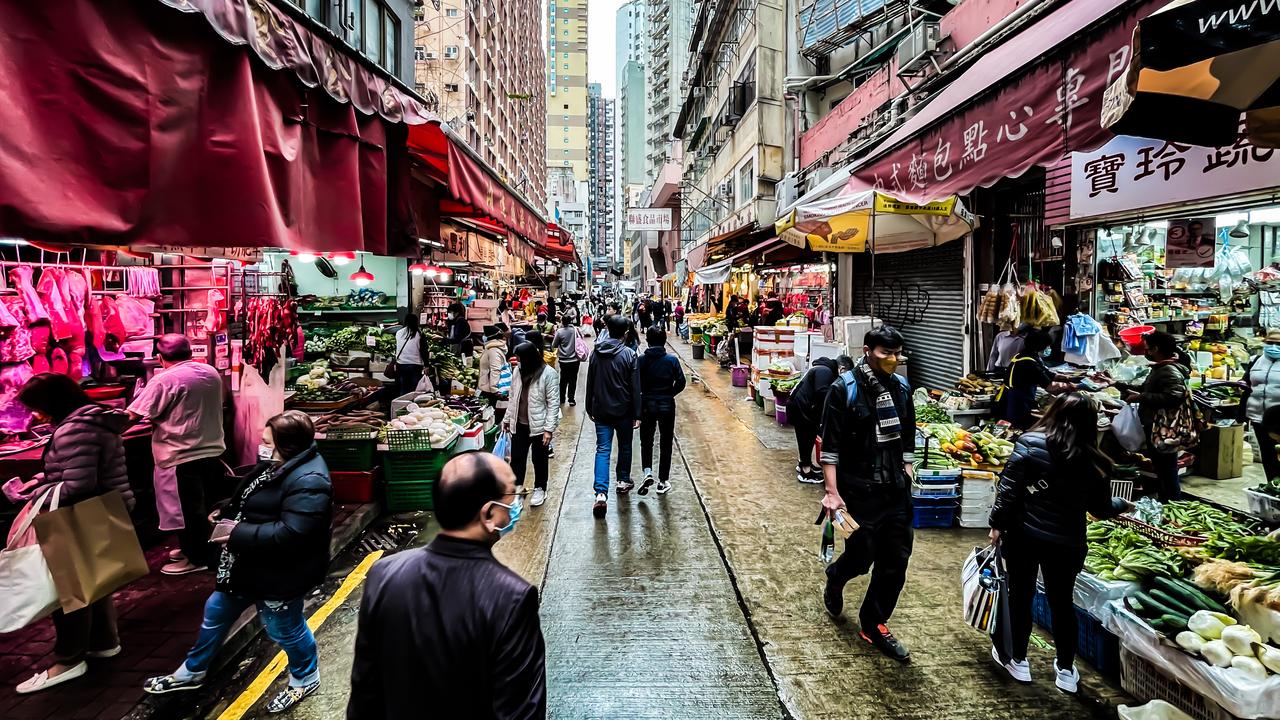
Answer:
[
  {"left": 175, "top": 591, "right": 319, "bottom": 688},
  {"left": 594, "top": 421, "right": 634, "bottom": 494}
]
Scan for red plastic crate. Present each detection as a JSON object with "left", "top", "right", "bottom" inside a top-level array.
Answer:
[{"left": 331, "top": 469, "right": 378, "bottom": 504}]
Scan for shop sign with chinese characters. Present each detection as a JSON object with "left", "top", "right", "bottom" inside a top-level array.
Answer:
[
  {"left": 626, "top": 208, "right": 673, "bottom": 232},
  {"left": 1069, "top": 135, "right": 1280, "bottom": 219}
]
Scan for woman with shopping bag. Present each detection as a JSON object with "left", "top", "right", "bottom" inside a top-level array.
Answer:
[
  {"left": 8, "top": 374, "right": 135, "bottom": 694},
  {"left": 987, "top": 393, "right": 1132, "bottom": 694},
  {"left": 144, "top": 411, "right": 332, "bottom": 714}
]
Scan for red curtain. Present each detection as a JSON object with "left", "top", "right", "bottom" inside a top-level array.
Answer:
[{"left": 0, "top": 0, "right": 413, "bottom": 254}]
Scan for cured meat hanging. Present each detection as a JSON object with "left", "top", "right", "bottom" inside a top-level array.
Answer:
[{"left": 242, "top": 296, "right": 302, "bottom": 377}]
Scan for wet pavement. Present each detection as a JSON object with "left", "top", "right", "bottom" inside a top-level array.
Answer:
[{"left": 66, "top": 338, "right": 1136, "bottom": 718}]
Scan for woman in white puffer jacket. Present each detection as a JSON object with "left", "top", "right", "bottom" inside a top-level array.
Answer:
[{"left": 502, "top": 341, "right": 561, "bottom": 507}]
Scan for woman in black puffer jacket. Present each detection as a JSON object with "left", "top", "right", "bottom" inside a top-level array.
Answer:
[
  {"left": 987, "top": 392, "right": 1131, "bottom": 695},
  {"left": 144, "top": 411, "right": 332, "bottom": 714},
  {"left": 11, "top": 374, "right": 134, "bottom": 695}
]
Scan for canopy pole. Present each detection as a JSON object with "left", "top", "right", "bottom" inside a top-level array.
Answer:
[{"left": 869, "top": 209, "right": 877, "bottom": 322}]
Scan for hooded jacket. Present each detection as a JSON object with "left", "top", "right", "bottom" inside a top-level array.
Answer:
[
  {"left": 31, "top": 404, "right": 133, "bottom": 507},
  {"left": 988, "top": 432, "right": 1127, "bottom": 547},
  {"left": 1138, "top": 360, "right": 1189, "bottom": 427},
  {"left": 585, "top": 338, "right": 640, "bottom": 423},
  {"left": 478, "top": 338, "right": 507, "bottom": 394},
  {"left": 788, "top": 358, "right": 837, "bottom": 424},
  {"left": 219, "top": 445, "right": 333, "bottom": 600},
  {"left": 638, "top": 346, "right": 686, "bottom": 414}
]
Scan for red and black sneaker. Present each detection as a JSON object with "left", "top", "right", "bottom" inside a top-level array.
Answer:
[{"left": 860, "top": 623, "right": 911, "bottom": 662}]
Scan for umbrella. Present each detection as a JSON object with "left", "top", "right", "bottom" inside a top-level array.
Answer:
[
  {"left": 774, "top": 190, "right": 976, "bottom": 253},
  {"left": 1102, "top": 0, "right": 1280, "bottom": 147}
]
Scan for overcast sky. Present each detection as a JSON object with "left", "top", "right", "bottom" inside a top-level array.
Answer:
[{"left": 588, "top": 0, "right": 625, "bottom": 97}]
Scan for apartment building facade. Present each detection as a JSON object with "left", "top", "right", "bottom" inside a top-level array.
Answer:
[
  {"left": 547, "top": 0, "right": 591, "bottom": 184},
  {"left": 587, "top": 85, "right": 617, "bottom": 266},
  {"left": 413, "top": 0, "right": 547, "bottom": 209}
]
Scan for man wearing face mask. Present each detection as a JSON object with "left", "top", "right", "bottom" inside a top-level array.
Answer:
[
  {"left": 347, "top": 452, "right": 545, "bottom": 720},
  {"left": 997, "top": 330, "right": 1081, "bottom": 430},
  {"left": 817, "top": 326, "right": 917, "bottom": 661},
  {"left": 1244, "top": 329, "right": 1280, "bottom": 483}
]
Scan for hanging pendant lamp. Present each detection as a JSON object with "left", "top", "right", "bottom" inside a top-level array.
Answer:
[{"left": 349, "top": 255, "right": 375, "bottom": 287}]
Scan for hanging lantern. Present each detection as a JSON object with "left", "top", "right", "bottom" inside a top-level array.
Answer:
[{"left": 349, "top": 260, "right": 375, "bottom": 287}]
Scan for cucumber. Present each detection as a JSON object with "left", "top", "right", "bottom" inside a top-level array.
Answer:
[
  {"left": 1148, "top": 588, "right": 1199, "bottom": 618},
  {"left": 1158, "top": 577, "right": 1229, "bottom": 615},
  {"left": 1132, "top": 591, "right": 1191, "bottom": 620},
  {"left": 1149, "top": 614, "right": 1189, "bottom": 635}
]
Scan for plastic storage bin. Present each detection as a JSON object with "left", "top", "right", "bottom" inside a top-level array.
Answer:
[
  {"left": 331, "top": 469, "right": 378, "bottom": 504},
  {"left": 1032, "top": 592, "right": 1121, "bottom": 682},
  {"left": 911, "top": 494, "right": 957, "bottom": 528},
  {"left": 316, "top": 434, "right": 378, "bottom": 472},
  {"left": 731, "top": 365, "right": 749, "bottom": 387},
  {"left": 1120, "top": 648, "right": 1238, "bottom": 720}
]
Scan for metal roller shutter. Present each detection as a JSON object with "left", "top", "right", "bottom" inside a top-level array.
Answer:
[{"left": 851, "top": 242, "right": 965, "bottom": 390}]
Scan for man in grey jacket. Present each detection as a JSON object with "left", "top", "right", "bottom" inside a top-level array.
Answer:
[{"left": 585, "top": 315, "right": 641, "bottom": 518}]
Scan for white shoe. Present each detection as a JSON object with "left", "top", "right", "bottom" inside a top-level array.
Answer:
[
  {"left": 655, "top": 480, "right": 672, "bottom": 495},
  {"left": 168, "top": 548, "right": 186, "bottom": 562},
  {"left": 86, "top": 646, "right": 121, "bottom": 659},
  {"left": 1054, "top": 660, "right": 1080, "bottom": 693},
  {"left": 161, "top": 559, "right": 209, "bottom": 576},
  {"left": 992, "top": 646, "right": 1032, "bottom": 683},
  {"left": 16, "top": 662, "right": 88, "bottom": 694},
  {"left": 531, "top": 488, "right": 546, "bottom": 507},
  {"left": 592, "top": 493, "right": 607, "bottom": 518}
]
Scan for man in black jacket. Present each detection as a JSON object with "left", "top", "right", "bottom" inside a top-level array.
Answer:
[
  {"left": 585, "top": 314, "right": 642, "bottom": 518},
  {"left": 789, "top": 355, "right": 852, "bottom": 484},
  {"left": 818, "top": 326, "right": 916, "bottom": 662},
  {"left": 637, "top": 326, "right": 686, "bottom": 496},
  {"left": 347, "top": 452, "right": 545, "bottom": 720}
]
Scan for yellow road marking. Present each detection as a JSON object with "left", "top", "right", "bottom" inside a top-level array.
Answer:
[{"left": 216, "top": 550, "right": 384, "bottom": 720}]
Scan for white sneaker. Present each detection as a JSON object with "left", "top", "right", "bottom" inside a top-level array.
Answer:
[
  {"left": 638, "top": 468, "right": 656, "bottom": 495},
  {"left": 1054, "top": 660, "right": 1080, "bottom": 693},
  {"left": 592, "top": 493, "right": 607, "bottom": 518},
  {"left": 655, "top": 480, "right": 672, "bottom": 495},
  {"left": 992, "top": 646, "right": 1032, "bottom": 683},
  {"left": 531, "top": 488, "right": 547, "bottom": 507},
  {"left": 16, "top": 662, "right": 87, "bottom": 694}
]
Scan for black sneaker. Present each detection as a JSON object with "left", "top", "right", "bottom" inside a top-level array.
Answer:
[
  {"left": 860, "top": 623, "right": 911, "bottom": 662},
  {"left": 266, "top": 681, "right": 320, "bottom": 713},
  {"left": 616, "top": 479, "right": 635, "bottom": 494},
  {"left": 823, "top": 576, "right": 844, "bottom": 618}
]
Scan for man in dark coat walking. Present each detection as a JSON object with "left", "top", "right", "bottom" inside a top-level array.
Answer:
[{"left": 347, "top": 452, "right": 545, "bottom": 720}]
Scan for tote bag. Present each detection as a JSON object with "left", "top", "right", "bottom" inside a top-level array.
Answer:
[
  {"left": 962, "top": 544, "right": 1015, "bottom": 660},
  {"left": 34, "top": 490, "right": 149, "bottom": 613},
  {"left": 0, "top": 486, "right": 62, "bottom": 633},
  {"left": 574, "top": 329, "right": 589, "bottom": 362}
]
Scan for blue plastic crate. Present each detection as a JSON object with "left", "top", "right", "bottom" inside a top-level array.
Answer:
[
  {"left": 912, "top": 505, "right": 955, "bottom": 528},
  {"left": 1032, "top": 591, "right": 1121, "bottom": 681}
]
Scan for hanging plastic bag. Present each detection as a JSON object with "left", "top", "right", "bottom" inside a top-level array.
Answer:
[
  {"left": 1112, "top": 403, "right": 1146, "bottom": 451},
  {"left": 997, "top": 283, "right": 1021, "bottom": 327},
  {"left": 492, "top": 431, "right": 512, "bottom": 462}
]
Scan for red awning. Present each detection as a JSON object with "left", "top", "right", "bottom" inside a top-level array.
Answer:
[
  {"left": 0, "top": 0, "right": 422, "bottom": 255},
  {"left": 842, "top": 0, "right": 1166, "bottom": 203},
  {"left": 406, "top": 124, "right": 545, "bottom": 261},
  {"left": 541, "top": 224, "right": 580, "bottom": 265}
]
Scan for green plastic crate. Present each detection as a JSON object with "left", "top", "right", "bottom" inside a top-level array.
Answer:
[
  {"left": 316, "top": 437, "right": 377, "bottom": 471},
  {"left": 384, "top": 442, "right": 456, "bottom": 483},
  {"left": 483, "top": 425, "right": 501, "bottom": 452},
  {"left": 385, "top": 479, "right": 434, "bottom": 512}
]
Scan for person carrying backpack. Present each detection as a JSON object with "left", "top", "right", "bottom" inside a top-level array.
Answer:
[{"left": 818, "top": 326, "right": 916, "bottom": 663}]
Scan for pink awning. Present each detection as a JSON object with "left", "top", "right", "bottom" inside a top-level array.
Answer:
[{"left": 843, "top": 0, "right": 1166, "bottom": 202}]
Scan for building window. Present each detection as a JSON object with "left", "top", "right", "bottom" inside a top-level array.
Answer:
[
  {"left": 563, "top": 52, "right": 569, "bottom": 58},
  {"left": 415, "top": 82, "right": 426, "bottom": 94},
  {"left": 414, "top": 45, "right": 426, "bottom": 61},
  {"left": 444, "top": 45, "right": 459, "bottom": 59},
  {"left": 384, "top": 13, "right": 399, "bottom": 74},
  {"left": 738, "top": 162, "right": 754, "bottom": 206},
  {"left": 363, "top": 0, "right": 382, "bottom": 63},
  {"left": 412, "top": 4, "right": 424, "bottom": 21},
  {"left": 562, "top": 63, "right": 568, "bottom": 70},
  {"left": 445, "top": 83, "right": 460, "bottom": 92},
  {"left": 445, "top": 7, "right": 459, "bottom": 17}
]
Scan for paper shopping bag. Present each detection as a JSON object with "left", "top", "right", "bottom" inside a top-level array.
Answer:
[{"left": 35, "top": 490, "right": 149, "bottom": 613}]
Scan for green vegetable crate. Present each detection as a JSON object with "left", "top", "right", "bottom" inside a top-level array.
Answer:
[
  {"left": 483, "top": 425, "right": 501, "bottom": 452},
  {"left": 316, "top": 429, "right": 378, "bottom": 472},
  {"left": 1031, "top": 592, "right": 1120, "bottom": 681},
  {"left": 384, "top": 439, "right": 459, "bottom": 512}
]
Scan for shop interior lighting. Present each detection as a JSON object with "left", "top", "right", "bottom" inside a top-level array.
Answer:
[
  {"left": 1230, "top": 219, "right": 1251, "bottom": 238},
  {"left": 1249, "top": 207, "right": 1280, "bottom": 224},
  {"left": 293, "top": 250, "right": 317, "bottom": 263},
  {"left": 438, "top": 267, "right": 453, "bottom": 282},
  {"left": 349, "top": 254, "right": 375, "bottom": 287},
  {"left": 331, "top": 251, "right": 355, "bottom": 266},
  {"left": 0, "top": 238, "right": 28, "bottom": 246},
  {"left": 409, "top": 259, "right": 430, "bottom": 275},
  {"left": 424, "top": 264, "right": 439, "bottom": 279}
]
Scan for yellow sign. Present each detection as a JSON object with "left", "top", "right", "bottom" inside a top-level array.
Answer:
[
  {"left": 802, "top": 212, "right": 870, "bottom": 252},
  {"left": 873, "top": 195, "right": 957, "bottom": 216}
]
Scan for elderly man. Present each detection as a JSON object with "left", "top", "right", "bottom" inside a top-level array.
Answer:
[
  {"left": 348, "top": 452, "right": 545, "bottom": 720},
  {"left": 127, "top": 334, "right": 226, "bottom": 575}
]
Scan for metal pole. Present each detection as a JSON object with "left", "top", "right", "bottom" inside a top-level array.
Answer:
[{"left": 870, "top": 208, "right": 877, "bottom": 321}]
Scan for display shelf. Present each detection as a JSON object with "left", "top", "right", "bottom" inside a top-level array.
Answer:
[{"left": 299, "top": 308, "right": 398, "bottom": 314}]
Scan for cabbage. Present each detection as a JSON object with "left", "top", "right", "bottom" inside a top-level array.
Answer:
[
  {"left": 1201, "top": 640, "right": 1233, "bottom": 667},
  {"left": 1222, "top": 624, "right": 1263, "bottom": 656},
  {"left": 1188, "top": 610, "right": 1236, "bottom": 640},
  {"left": 1231, "top": 655, "right": 1268, "bottom": 681}
]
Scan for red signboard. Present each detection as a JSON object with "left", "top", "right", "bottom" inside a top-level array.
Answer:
[{"left": 845, "top": 0, "right": 1166, "bottom": 203}]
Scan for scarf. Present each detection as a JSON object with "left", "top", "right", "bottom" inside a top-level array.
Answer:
[{"left": 856, "top": 358, "right": 902, "bottom": 446}]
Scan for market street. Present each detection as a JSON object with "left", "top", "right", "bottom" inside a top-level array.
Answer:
[{"left": 130, "top": 345, "right": 1125, "bottom": 720}]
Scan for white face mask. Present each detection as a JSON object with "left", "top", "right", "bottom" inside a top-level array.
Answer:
[{"left": 257, "top": 444, "right": 275, "bottom": 461}]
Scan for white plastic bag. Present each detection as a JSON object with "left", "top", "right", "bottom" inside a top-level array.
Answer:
[
  {"left": 1118, "top": 701, "right": 1194, "bottom": 720},
  {"left": 1113, "top": 403, "right": 1146, "bottom": 452},
  {"left": 0, "top": 485, "right": 61, "bottom": 633}
]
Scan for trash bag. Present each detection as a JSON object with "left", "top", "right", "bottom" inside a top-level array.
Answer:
[
  {"left": 1118, "top": 700, "right": 1195, "bottom": 720},
  {"left": 1112, "top": 403, "right": 1146, "bottom": 452}
]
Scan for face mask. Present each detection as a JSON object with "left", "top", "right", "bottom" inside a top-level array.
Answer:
[
  {"left": 491, "top": 497, "right": 522, "bottom": 538},
  {"left": 257, "top": 444, "right": 275, "bottom": 461},
  {"left": 1266, "top": 345, "right": 1280, "bottom": 360},
  {"left": 1041, "top": 348, "right": 1052, "bottom": 358}
]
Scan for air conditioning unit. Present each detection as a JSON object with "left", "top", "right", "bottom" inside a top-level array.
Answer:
[
  {"left": 691, "top": 86, "right": 705, "bottom": 98},
  {"left": 896, "top": 22, "right": 941, "bottom": 75},
  {"left": 807, "top": 166, "right": 836, "bottom": 192},
  {"left": 424, "top": 51, "right": 439, "bottom": 60},
  {"left": 717, "top": 180, "right": 733, "bottom": 199}
]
